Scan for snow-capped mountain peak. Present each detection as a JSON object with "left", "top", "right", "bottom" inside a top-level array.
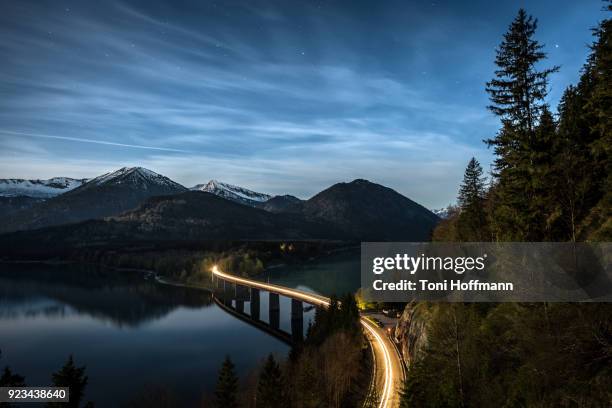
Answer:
[
  {"left": 191, "top": 180, "right": 271, "bottom": 206},
  {"left": 81, "top": 167, "right": 185, "bottom": 190},
  {"left": 432, "top": 207, "right": 452, "bottom": 219},
  {"left": 0, "top": 177, "right": 87, "bottom": 198}
]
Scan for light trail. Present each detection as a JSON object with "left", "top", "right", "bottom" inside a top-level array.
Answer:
[
  {"left": 212, "top": 265, "right": 398, "bottom": 408},
  {"left": 361, "top": 317, "right": 393, "bottom": 408},
  {"left": 212, "top": 266, "right": 330, "bottom": 307}
]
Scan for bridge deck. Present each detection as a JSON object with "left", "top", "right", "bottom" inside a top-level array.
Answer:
[{"left": 213, "top": 266, "right": 330, "bottom": 306}]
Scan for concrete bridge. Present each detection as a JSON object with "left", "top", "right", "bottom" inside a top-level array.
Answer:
[{"left": 211, "top": 266, "right": 405, "bottom": 408}]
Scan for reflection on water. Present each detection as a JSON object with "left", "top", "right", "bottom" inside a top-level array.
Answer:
[
  {"left": 264, "top": 249, "right": 361, "bottom": 296},
  {"left": 0, "top": 263, "right": 289, "bottom": 407},
  {"left": 0, "top": 265, "right": 212, "bottom": 326}
]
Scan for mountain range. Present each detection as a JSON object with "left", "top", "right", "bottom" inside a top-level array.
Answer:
[
  {"left": 0, "top": 177, "right": 87, "bottom": 216},
  {"left": 0, "top": 167, "right": 186, "bottom": 233},
  {"left": 0, "top": 177, "right": 87, "bottom": 198},
  {"left": 0, "top": 167, "right": 439, "bottom": 251}
]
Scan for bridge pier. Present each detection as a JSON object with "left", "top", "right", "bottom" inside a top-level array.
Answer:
[
  {"left": 250, "top": 288, "right": 260, "bottom": 320},
  {"left": 291, "top": 299, "right": 303, "bottom": 341},
  {"left": 223, "top": 281, "right": 234, "bottom": 306},
  {"left": 214, "top": 274, "right": 309, "bottom": 345},
  {"left": 235, "top": 284, "right": 250, "bottom": 301},
  {"left": 269, "top": 292, "right": 280, "bottom": 329},
  {"left": 213, "top": 275, "right": 224, "bottom": 297}
]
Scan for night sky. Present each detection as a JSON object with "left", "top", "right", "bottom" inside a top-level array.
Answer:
[{"left": 0, "top": 0, "right": 605, "bottom": 208}]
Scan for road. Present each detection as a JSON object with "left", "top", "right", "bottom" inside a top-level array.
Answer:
[{"left": 212, "top": 266, "right": 405, "bottom": 408}]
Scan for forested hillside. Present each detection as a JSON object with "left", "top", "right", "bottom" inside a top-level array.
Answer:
[{"left": 400, "top": 6, "right": 611, "bottom": 407}]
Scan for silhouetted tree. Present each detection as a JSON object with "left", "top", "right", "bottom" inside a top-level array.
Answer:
[
  {"left": 0, "top": 351, "right": 26, "bottom": 408},
  {"left": 255, "top": 355, "right": 283, "bottom": 408},
  {"left": 457, "top": 158, "right": 489, "bottom": 240},
  {"left": 47, "top": 355, "right": 89, "bottom": 408},
  {"left": 215, "top": 356, "right": 238, "bottom": 408},
  {"left": 0, "top": 352, "right": 25, "bottom": 389},
  {"left": 486, "top": 8, "right": 559, "bottom": 152},
  {"left": 549, "top": 1, "right": 611, "bottom": 241},
  {"left": 485, "top": 8, "right": 559, "bottom": 240}
]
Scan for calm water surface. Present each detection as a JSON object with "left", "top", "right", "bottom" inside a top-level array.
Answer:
[
  {"left": 263, "top": 249, "right": 360, "bottom": 296},
  {"left": 0, "top": 251, "right": 359, "bottom": 406}
]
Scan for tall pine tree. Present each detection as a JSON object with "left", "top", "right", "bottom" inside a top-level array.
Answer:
[
  {"left": 457, "top": 158, "right": 489, "bottom": 241},
  {"left": 255, "top": 354, "right": 284, "bottom": 408},
  {"left": 485, "top": 9, "right": 559, "bottom": 240},
  {"left": 0, "top": 351, "right": 26, "bottom": 390},
  {"left": 47, "top": 355, "right": 88, "bottom": 408},
  {"left": 486, "top": 9, "right": 559, "bottom": 147},
  {"left": 550, "top": 86, "right": 594, "bottom": 241},
  {"left": 578, "top": 1, "right": 612, "bottom": 240},
  {"left": 550, "top": 3, "right": 611, "bottom": 241},
  {"left": 531, "top": 105, "right": 558, "bottom": 239},
  {"left": 215, "top": 356, "right": 239, "bottom": 408}
]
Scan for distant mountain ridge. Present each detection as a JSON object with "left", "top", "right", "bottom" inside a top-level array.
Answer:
[
  {"left": 259, "top": 194, "right": 304, "bottom": 213},
  {"left": 432, "top": 207, "right": 452, "bottom": 219},
  {"left": 191, "top": 180, "right": 271, "bottom": 206},
  {"left": 0, "top": 167, "right": 186, "bottom": 233},
  {"left": 110, "top": 190, "right": 329, "bottom": 240},
  {"left": 302, "top": 179, "right": 439, "bottom": 241},
  {"left": 79, "top": 167, "right": 184, "bottom": 191},
  {"left": 0, "top": 177, "right": 88, "bottom": 216},
  {"left": 0, "top": 167, "right": 440, "bottom": 246},
  {"left": 0, "top": 177, "right": 86, "bottom": 198}
]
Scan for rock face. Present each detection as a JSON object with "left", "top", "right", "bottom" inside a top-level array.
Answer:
[{"left": 394, "top": 302, "right": 432, "bottom": 368}]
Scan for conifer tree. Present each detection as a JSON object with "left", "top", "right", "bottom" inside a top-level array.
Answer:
[
  {"left": 0, "top": 367, "right": 26, "bottom": 388},
  {"left": 548, "top": 86, "right": 592, "bottom": 241},
  {"left": 486, "top": 8, "right": 559, "bottom": 149},
  {"left": 0, "top": 351, "right": 26, "bottom": 408},
  {"left": 586, "top": 1, "right": 612, "bottom": 146},
  {"left": 485, "top": 9, "right": 559, "bottom": 240},
  {"left": 48, "top": 355, "right": 88, "bottom": 408},
  {"left": 457, "top": 158, "right": 489, "bottom": 240},
  {"left": 580, "top": 1, "right": 612, "bottom": 240},
  {"left": 0, "top": 351, "right": 26, "bottom": 390},
  {"left": 255, "top": 354, "right": 284, "bottom": 408},
  {"left": 529, "top": 105, "right": 559, "bottom": 238},
  {"left": 215, "top": 356, "right": 239, "bottom": 408},
  {"left": 550, "top": 3, "right": 611, "bottom": 240}
]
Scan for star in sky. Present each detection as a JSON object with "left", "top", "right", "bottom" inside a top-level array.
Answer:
[{"left": 0, "top": 0, "right": 604, "bottom": 208}]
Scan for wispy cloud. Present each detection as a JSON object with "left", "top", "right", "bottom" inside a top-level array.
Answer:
[
  {"left": 0, "top": 0, "right": 602, "bottom": 207},
  {"left": 0, "top": 130, "right": 190, "bottom": 153}
]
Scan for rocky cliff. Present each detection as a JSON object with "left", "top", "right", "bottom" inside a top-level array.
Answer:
[{"left": 394, "top": 301, "right": 432, "bottom": 368}]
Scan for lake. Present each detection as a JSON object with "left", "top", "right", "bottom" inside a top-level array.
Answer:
[
  {"left": 0, "top": 250, "right": 359, "bottom": 406},
  {"left": 263, "top": 249, "right": 361, "bottom": 296}
]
